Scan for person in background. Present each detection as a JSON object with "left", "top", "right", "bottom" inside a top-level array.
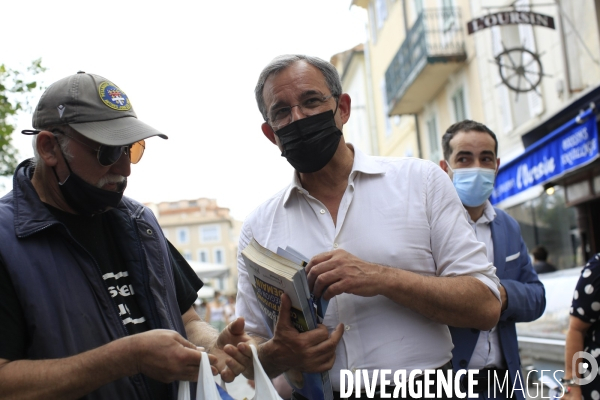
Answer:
[
  {"left": 562, "top": 253, "right": 600, "bottom": 400},
  {"left": 206, "top": 291, "right": 229, "bottom": 332},
  {"left": 532, "top": 246, "right": 558, "bottom": 274},
  {"left": 224, "top": 294, "right": 237, "bottom": 322},
  {"left": 0, "top": 72, "right": 252, "bottom": 399},
  {"left": 440, "top": 119, "right": 546, "bottom": 399}
]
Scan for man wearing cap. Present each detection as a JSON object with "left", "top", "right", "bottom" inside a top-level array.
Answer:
[
  {"left": 0, "top": 72, "right": 252, "bottom": 399},
  {"left": 235, "top": 55, "right": 502, "bottom": 400}
]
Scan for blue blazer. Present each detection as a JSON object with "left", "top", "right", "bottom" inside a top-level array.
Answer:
[{"left": 449, "top": 208, "right": 546, "bottom": 400}]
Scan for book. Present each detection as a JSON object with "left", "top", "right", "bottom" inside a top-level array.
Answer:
[{"left": 241, "top": 238, "right": 333, "bottom": 400}]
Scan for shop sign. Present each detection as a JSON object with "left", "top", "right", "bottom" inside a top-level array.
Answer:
[
  {"left": 467, "top": 11, "right": 555, "bottom": 34},
  {"left": 491, "top": 112, "right": 599, "bottom": 205}
]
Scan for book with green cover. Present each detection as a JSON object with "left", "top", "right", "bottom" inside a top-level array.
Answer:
[{"left": 241, "top": 238, "right": 333, "bottom": 400}]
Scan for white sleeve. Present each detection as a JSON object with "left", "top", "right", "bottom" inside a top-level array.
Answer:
[{"left": 425, "top": 163, "right": 500, "bottom": 300}]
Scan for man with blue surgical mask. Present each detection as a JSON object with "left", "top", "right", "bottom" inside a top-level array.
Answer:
[{"left": 440, "top": 120, "right": 546, "bottom": 399}]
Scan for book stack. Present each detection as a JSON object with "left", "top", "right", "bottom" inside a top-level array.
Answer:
[{"left": 241, "top": 238, "right": 333, "bottom": 400}]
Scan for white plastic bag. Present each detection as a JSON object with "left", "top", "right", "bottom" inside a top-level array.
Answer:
[
  {"left": 177, "top": 351, "right": 222, "bottom": 400},
  {"left": 250, "top": 344, "right": 283, "bottom": 400},
  {"left": 177, "top": 346, "right": 281, "bottom": 400},
  {"left": 196, "top": 352, "right": 222, "bottom": 400},
  {"left": 177, "top": 381, "right": 191, "bottom": 400}
]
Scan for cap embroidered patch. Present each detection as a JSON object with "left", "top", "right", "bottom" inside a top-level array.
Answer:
[{"left": 99, "top": 81, "right": 131, "bottom": 111}]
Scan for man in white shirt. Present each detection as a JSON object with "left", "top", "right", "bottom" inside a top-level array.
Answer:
[
  {"left": 236, "top": 55, "right": 502, "bottom": 400},
  {"left": 439, "top": 120, "right": 546, "bottom": 399}
]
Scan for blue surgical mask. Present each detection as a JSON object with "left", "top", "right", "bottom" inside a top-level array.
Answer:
[{"left": 447, "top": 163, "right": 496, "bottom": 207}]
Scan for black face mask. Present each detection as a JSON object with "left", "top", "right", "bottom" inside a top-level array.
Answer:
[
  {"left": 52, "top": 151, "right": 126, "bottom": 216},
  {"left": 274, "top": 110, "right": 342, "bottom": 173}
]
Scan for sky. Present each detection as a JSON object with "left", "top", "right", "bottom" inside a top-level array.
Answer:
[{"left": 1, "top": 0, "right": 367, "bottom": 220}]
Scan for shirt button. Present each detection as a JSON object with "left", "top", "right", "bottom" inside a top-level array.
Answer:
[
  {"left": 333, "top": 243, "right": 339, "bottom": 249},
  {"left": 351, "top": 367, "right": 357, "bottom": 373},
  {"left": 345, "top": 325, "right": 351, "bottom": 331},
  {"left": 320, "top": 209, "right": 326, "bottom": 214}
]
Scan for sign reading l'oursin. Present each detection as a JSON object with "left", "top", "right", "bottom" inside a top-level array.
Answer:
[{"left": 467, "top": 11, "right": 555, "bottom": 35}]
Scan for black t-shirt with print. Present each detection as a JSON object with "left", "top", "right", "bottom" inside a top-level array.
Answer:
[{"left": 0, "top": 204, "right": 203, "bottom": 399}]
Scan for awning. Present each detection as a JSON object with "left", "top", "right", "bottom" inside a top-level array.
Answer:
[
  {"left": 187, "top": 260, "right": 230, "bottom": 280},
  {"left": 491, "top": 109, "right": 599, "bottom": 205},
  {"left": 522, "top": 84, "right": 600, "bottom": 148}
]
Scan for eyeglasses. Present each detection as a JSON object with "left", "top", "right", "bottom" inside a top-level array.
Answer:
[
  {"left": 267, "top": 94, "right": 337, "bottom": 130},
  {"left": 53, "top": 130, "right": 145, "bottom": 166}
]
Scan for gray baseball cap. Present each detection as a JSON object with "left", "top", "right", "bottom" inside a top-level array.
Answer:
[{"left": 27, "top": 71, "right": 168, "bottom": 145}]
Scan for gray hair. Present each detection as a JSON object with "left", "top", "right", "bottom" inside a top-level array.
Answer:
[
  {"left": 32, "top": 125, "right": 74, "bottom": 168},
  {"left": 254, "top": 54, "right": 343, "bottom": 121}
]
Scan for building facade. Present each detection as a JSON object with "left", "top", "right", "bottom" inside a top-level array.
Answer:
[
  {"left": 349, "top": 0, "right": 600, "bottom": 269},
  {"left": 146, "top": 198, "right": 242, "bottom": 295},
  {"left": 331, "top": 44, "right": 379, "bottom": 155}
]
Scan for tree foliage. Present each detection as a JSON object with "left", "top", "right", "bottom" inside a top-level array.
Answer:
[{"left": 0, "top": 59, "right": 45, "bottom": 176}]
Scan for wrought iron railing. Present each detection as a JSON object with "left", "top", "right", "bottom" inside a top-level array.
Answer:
[{"left": 385, "top": 7, "right": 466, "bottom": 110}]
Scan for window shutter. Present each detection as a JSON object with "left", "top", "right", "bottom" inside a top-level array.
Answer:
[
  {"left": 492, "top": 27, "right": 514, "bottom": 133},
  {"left": 516, "top": 0, "right": 544, "bottom": 117}
]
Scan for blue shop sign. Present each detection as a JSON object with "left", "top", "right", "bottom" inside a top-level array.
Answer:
[{"left": 491, "top": 110, "right": 599, "bottom": 205}]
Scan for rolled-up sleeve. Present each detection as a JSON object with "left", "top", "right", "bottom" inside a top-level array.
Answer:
[{"left": 425, "top": 163, "right": 500, "bottom": 300}]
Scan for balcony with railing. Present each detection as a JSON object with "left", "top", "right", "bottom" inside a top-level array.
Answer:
[{"left": 385, "top": 8, "right": 467, "bottom": 115}]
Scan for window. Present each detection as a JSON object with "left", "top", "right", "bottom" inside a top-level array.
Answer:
[
  {"left": 426, "top": 116, "right": 441, "bottom": 162},
  {"left": 491, "top": 0, "right": 544, "bottom": 133},
  {"left": 506, "top": 186, "right": 581, "bottom": 270},
  {"left": 492, "top": 25, "right": 543, "bottom": 132},
  {"left": 198, "top": 249, "right": 208, "bottom": 263},
  {"left": 375, "top": 0, "right": 388, "bottom": 30},
  {"left": 441, "top": 0, "right": 456, "bottom": 33},
  {"left": 560, "top": 0, "right": 585, "bottom": 90},
  {"left": 411, "top": 0, "right": 423, "bottom": 25},
  {"left": 368, "top": 2, "right": 378, "bottom": 43},
  {"left": 214, "top": 248, "right": 224, "bottom": 264},
  {"left": 414, "top": 0, "right": 423, "bottom": 15},
  {"left": 451, "top": 87, "right": 467, "bottom": 122},
  {"left": 380, "top": 78, "right": 392, "bottom": 137},
  {"left": 200, "top": 225, "right": 220, "bottom": 243},
  {"left": 183, "top": 250, "right": 192, "bottom": 261},
  {"left": 177, "top": 228, "right": 189, "bottom": 244}
]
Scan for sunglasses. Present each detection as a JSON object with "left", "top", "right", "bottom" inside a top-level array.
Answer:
[{"left": 54, "top": 130, "right": 145, "bottom": 166}]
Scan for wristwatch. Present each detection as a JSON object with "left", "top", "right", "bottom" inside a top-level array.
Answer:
[{"left": 560, "top": 377, "right": 579, "bottom": 386}]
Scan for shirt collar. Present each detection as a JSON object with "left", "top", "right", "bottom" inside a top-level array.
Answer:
[
  {"left": 467, "top": 200, "right": 497, "bottom": 224},
  {"left": 282, "top": 144, "right": 385, "bottom": 206}
]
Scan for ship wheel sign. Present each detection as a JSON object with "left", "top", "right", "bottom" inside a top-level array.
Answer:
[
  {"left": 466, "top": 8, "right": 555, "bottom": 98},
  {"left": 494, "top": 44, "right": 549, "bottom": 99}
]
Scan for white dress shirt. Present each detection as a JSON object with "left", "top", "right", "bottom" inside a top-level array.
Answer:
[
  {"left": 236, "top": 146, "right": 500, "bottom": 390},
  {"left": 465, "top": 201, "right": 506, "bottom": 370}
]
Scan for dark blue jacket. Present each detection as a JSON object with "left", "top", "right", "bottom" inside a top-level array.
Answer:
[
  {"left": 0, "top": 159, "right": 187, "bottom": 399},
  {"left": 450, "top": 207, "right": 546, "bottom": 400}
]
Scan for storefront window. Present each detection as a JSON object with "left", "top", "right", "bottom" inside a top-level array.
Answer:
[{"left": 505, "top": 186, "right": 583, "bottom": 269}]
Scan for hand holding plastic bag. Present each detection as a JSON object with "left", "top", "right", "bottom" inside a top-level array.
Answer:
[
  {"left": 177, "top": 351, "right": 234, "bottom": 400},
  {"left": 178, "top": 344, "right": 280, "bottom": 400}
]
